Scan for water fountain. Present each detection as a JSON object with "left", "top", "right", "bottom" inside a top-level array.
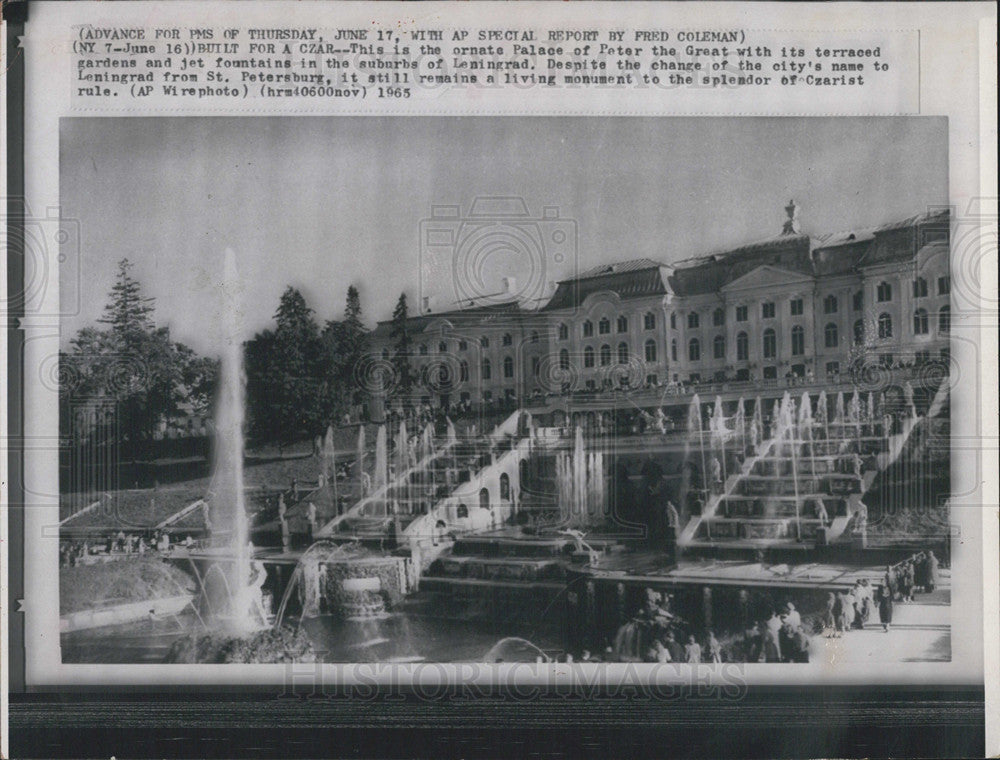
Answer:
[
  {"left": 271, "top": 538, "right": 417, "bottom": 661},
  {"left": 374, "top": 425, "right": 388, "bottom": 494},
  {"left": 555, "top": 426, "right": 605, "bottom": 527},
  {"left": 483, "top": 637, "right": 552, "bottom": 663},
  {"left": 356, "top": 425, "right": 368, "bottom": 495},
  {"left": 205, "top": 248, "right": 263, "bottom": 634}
]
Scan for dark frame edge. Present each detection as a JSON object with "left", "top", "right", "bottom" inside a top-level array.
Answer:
[
  {"left": 4, "top": 0, "right": 28, "bottom": 697},
  {"left": 7, "top": 686, "right": 986, "bottom": 759}
]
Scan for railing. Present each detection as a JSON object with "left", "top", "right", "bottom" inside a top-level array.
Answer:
[{"left": 524, "top": 365, "right": 935, "bottom": 409}]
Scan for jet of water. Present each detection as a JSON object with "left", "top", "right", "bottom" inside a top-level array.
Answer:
[{"left": 208, "top": 249, "right": 257, "bottom": 633}]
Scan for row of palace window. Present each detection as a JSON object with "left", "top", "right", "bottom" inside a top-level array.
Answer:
[
  {"left": 383, "top": 303, "right": 953, "bottom": 371},
  {"left": 667, "top": 278, "right": 950, "bottom": 331},
  {"left": 557, "top": 312, "right": 657, "bottom": 341},
  {"left": 554, "top": 341, "right": 658, "bottom": 370},
  {"left": 414, "top": 331, "right": 546, "bottom": 355},
  {"left": 674, "top": 308, "right": 952, "bottom": 363}
]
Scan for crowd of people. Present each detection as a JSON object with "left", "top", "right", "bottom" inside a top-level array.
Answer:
[
  {"left": 60, "top": 529, "right": 198, "bottom": 566},
  {"left": 739, "top": 603, "right": 812, "bottom": 663},
  {"left": 821, "top": 550, "right": 941, "bottom": 636}
]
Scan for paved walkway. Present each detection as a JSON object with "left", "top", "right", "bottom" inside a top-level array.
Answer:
[{"left": 810, "top": 601, "right": 950, "bottom": 663}]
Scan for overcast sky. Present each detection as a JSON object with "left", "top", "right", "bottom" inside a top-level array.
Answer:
[{"left": 60, "top": 116, "right": 947, "bottom": 355}]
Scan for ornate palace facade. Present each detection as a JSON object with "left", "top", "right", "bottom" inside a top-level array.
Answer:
[{"left": 367, "top": 205, "right": 951, "bottom": 411}]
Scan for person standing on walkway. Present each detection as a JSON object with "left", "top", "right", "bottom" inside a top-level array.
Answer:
[
  {"left": 791, "top": 625, "right": 811, "bottom": 663},
  {"left": 877, "top": 583, "right": 894, "bottom": 632},
  {"left": 883, "top": 565, "right": 897, "bottom": 601},
  {"left": 764, "top": 610, "right": 783, "bottom": 660},
  {"left": 706, "top": 631, "right": 722, "bottom": 663},
  {"left": 902, "top": 560, "right": 916, "bottom": 602},
  {"left": 685, "top": 634, "right": 702, "bottom": 663},
  {"left": 926, "top": 550, "right": 940, "bottom": 593}
]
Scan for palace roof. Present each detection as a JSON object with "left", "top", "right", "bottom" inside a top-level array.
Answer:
[
  {"left": 371, "top": 300, "right": 527, "bottom": 339},
  {"left": 541, "top": 259, "right": 670, "bottom": 311}
]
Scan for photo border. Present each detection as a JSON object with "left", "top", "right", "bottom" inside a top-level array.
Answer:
[{"left": 3, "top": 2, "right": 995, "bottom": 758}]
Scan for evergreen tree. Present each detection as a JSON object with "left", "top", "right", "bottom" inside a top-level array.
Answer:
[
  {"left": 246, "top": 287, "right": 342, "bottom": 449},
  {"left": 98, "top": 259, "right": 155, "bottom": 339},
  {"left": 389, "top": 292, "right": 416, "bottom": 405},
  {"left": 322, "top": 285, "right": 369, "bottom": 405},
  {"left": 61, "top": 258, "right": 215, "bottom": 448}
]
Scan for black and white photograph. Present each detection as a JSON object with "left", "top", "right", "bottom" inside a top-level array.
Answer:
[{"left": 54, "top": 116, "right": 956, "bottom": 669}]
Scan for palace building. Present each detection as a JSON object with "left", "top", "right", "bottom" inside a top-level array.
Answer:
[{"left": 367, "top": 203, "right": 951, "bottom": 411}]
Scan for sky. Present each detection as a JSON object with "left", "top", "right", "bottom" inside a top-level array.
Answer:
[{"left": 60, "top": 116, "right": 947, "bottom": 356}]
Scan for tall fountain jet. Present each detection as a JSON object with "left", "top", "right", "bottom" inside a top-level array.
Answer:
[{"left": 208, "top": 248, "right": 257, "bottom": 633}]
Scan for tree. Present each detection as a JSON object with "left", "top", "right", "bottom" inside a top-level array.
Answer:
[
  {"left": 60, "top": 259, "right": 215, "bottom": 449},
  {"left": 389, "top": 292, "right": 416, "bottom": 406},
  {"left": 321, "top": 285, "right": 369, "bottom": 407},
  {"left": 245, "top": 287, "right": 343, "bottom": 449},
  {"left": 340, "top": 285, "right": 368, "bottom": 388},
  {"left": 98, "top": 258, "right": 154, "bottom": 339}
]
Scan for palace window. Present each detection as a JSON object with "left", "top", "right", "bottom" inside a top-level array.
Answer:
[
  {"left": 671, "top": 339, "right": 678, "bottom": 362},
  {"left": 617, "top": 315, "right": 629, "bottom": 333},
  {"left": 790, "top": 298, "right": 804, "bottom": 316},
  {"left": 503, "top": 356, "right": 514, "bottom": 378},
  {"left": 736, "top": 331, "right": 749, "bottom": 361},
  {"left": 482, "top": 358, "right": 492, "bottom": 379},
  {"left": 762, "top": 328, "right": 777, "bottom": 358},
  {"left": 712, "top": 307, "right": 725, "bottom": 326},
  {"left": 460, "top": 360, "right": 470, "bottom": 382},
  {"left": 438, "top": 341, "right": 447, "bottom": 353},
  {"left": 480, "top": 336, "right": 489, "bottom": 348},
  {"left": 877, "top": 282, "right": 893, "bottom": 302},
  {"left": 582, "top": 320, "right": 594, "bottom": 338},
  {"left": 762, "top": 302, "right": 776, "bottom": 319},
  {"left": 826, "top": 361, "right": 840, "bottom": 375},
  {"left": 618, "top": 342, "right": 629, "bottom": 364},
  {"left": 644, "top": 339, "right": 657, "bottom": 362},
  {"left": 458, "top": 340, "right": 468, "bottom": 351},
  {"left": 824, "top": 322, "right": 839, "bottom": 348},
  {"left": 559, "top": 350, "right": 570, "bottom": 370},
  {"left": 644, "top": 312, "right": 656, "bottom": 330},
  {"left": 688, "top": 338, "right": 701, "bottom": 362},
  {"left": 713, "top": 335, "right": 726, "bottom": 359},
  {"left": 502, "top": 333, "right": 512, "bottom": 347},
  {"left": 938, "top": 276, "right": 950, "bottom": 295},
  {"left": 530, "top": 331, "right": 539, "bottom": 344},
  {"left": 599, "top": 317, "right": 611, "bottom": 335},
  {"left": 584, "top": 346, "right": 595, "bottom": 368},
  {"left": 853, "top": 291, "right": 864, "bottom": 311},
  {"left": 531, "top": 356, "right": 540, "bottom": 376},
  {"left": 558, "top": 323, "right": 569, "bottom": 341},
  {"left": 600, "top": 344, "right": 612, "bottom": 366},
  {"left": 669, "top": 312, "right": 676, "bottom": 329},
  {"left": 687, "top": 312, "right": 700, "bottom": 329},
  {"left": 877, "top": 312, "right": 893, "bottom": 339},
  {"left": 736, "top": 305, "right": 748, "bottom": 322},
  {"left": 823, "top": 294, "right": 839, "bottom": 314},
  {"left": 913, "top": 308, "right": 929, "bottom": 335},
  {"left": 791, "top": 325, "right": 805, "bottom": 355},
  {"left": 853, "top": 319, "right": 865, "bottom": 345},
  {"left": 913, "top": 277, "right": 928, "bottom": 298},
  {"left": 939, "top": 305, "right": 951, "bottom": 332}
]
